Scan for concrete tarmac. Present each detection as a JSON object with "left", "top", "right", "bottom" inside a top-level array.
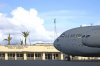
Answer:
[{"left": 0, "top": 60, "right": 100, "bottom": 66}]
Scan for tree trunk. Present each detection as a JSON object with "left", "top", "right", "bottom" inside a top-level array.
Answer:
[
  {"left": 25, "top": 37, "right": 26, "bottom": 45},
  {"left": 21, "top": 40, "right": 23, "bottom": 45},
  {"left": 8, "top": 40, "right": 10, "bottom": 45}
]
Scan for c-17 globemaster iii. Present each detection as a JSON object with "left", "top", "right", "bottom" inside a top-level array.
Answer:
[{"left": 54, "top": 25, "right": 100, "bottom": 61}]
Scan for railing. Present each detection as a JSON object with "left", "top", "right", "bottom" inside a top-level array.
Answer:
[
  {"left": 35, "top": 57, "right": 42, "bottom": 60},
  {"left": 0, "top": 57, "right": 5, "bottom": 60},
  {"left": 27, "top": 57, "right": 34, "bottom": 60},
  {"left": 8, "top": 57, "right": 15, "bottom": 60},
  {"left": 54, "top": 57, "right": 59, "bottom": 60},
  {"left": 17, "top": 57, "right": 24, "bottom": 60}
]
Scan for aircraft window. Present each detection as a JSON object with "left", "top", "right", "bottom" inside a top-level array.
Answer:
[
  {"left": 82, "top": 35, "right": 85, "bottom": 38},
  {"left": 60, "top": 33, "right": 65, "bottom": 37},
  {"left": 57, "top": 39, "right": 59, "bottom": 42},
  {"left": 86, "top": 35, "right": 90, "bottom": 38}
]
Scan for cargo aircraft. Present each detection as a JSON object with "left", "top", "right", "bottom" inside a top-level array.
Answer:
[{"left": 54, "top": 25, "right": 100, "bottom": 61}]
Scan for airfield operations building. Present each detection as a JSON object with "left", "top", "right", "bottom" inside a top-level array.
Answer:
[{"left": 0, "top": 43, "right": 65, "bottom": 60}]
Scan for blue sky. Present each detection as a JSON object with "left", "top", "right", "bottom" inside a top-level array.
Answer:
[
  {"left": 0, "top": 0, "right": 100, "bottom": 44},
  {"left": 1, "top": 0, "right": 100, "bottom": 29}
]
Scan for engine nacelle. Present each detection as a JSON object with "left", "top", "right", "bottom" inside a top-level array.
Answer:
[{"left": 82, "top": 30, "right": 100, "bottom": 47}]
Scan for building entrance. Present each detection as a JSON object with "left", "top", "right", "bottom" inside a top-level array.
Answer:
[
  {"left": 45, "top": 54, "right": 52, "bottom": 60},
  {"left": 53, "top": 54, "right": 59, "bottom": 60}
]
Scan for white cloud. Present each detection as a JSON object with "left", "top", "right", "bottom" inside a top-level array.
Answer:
[{"left": 0, "top": 7, "right": 54, "bottom": 45}]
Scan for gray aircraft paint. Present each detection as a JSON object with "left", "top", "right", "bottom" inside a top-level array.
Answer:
[{"left": 54, "top": 25, "right": 100, "bottom": 57}]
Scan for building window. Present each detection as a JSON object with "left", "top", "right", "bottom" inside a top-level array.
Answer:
[
  {"left": 53, "top": 54, "right": 59, "bottom": 60},
  {"left": 0, "top": 53, "right": 5, "bottom": 57},
  {"left": 0, "top": 53, "right": 5, "bottom": 60},
  {"left": 54, "top": 54, "right": 58, "bottom": 57},
  {"left": 17, "top": 54, "right": 23, "bottom": 57},
  {"left": 45, "top": 54, "right": 52, "bottom": 60},
  {"left": 35, "top": 54, "right": 41, "bottom": 57},
  {"left": 8, "top": 53, "right": 15, "bottom": 57},
  {"left": 35, "top": 53, "right": 42, "bottom": 60},
  {"left": 27, "top": 54, "right": 34, "bottom": 57}
]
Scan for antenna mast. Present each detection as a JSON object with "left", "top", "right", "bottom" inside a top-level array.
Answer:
[{"left": 54, "top": 18, "right": 57, "bottom": 40}]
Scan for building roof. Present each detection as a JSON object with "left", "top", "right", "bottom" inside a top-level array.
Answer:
[{"left": 0, "top": 44, "right": 60, "bottom": 53}]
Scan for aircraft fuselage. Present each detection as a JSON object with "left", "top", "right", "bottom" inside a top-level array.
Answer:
[{"left": 54, "top": 26, "right": 100, "bottom": 57}]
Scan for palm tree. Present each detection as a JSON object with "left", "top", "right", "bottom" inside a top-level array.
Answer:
[
  {"left": 20, "top": 40, "right": 23, "bottom": 45},
  {"left": 22, "top": 31, "right": 29, "bottom": 45},
  {"left": 4, "top": 33, "right": 12, "bottom": 45}
]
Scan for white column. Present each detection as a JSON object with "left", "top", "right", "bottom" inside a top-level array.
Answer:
[
  {"left": 24, "top": 53, "right": 27, "bottom": 60},
  {"left": 60, "top": 53, "right": 63, "bottom": 60},
  {"left": 15, "top": 53, "right": 17, "bottom": 60},
  {"left": 34, "top": 53, "right": 35, "bottom": 60},
  {"left": 42, "top": 53, "right": 45, "bottom": 60},
  {"left": 52, "top": 53, "right": 54, "bottom": 60},
  {"left": 5, "top": 53, "right": 8, "bottom": 60}
]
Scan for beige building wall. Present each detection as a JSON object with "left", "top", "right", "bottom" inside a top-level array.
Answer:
[{"left": 0, "top": 43, "right": 64, "bottom": 60}]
